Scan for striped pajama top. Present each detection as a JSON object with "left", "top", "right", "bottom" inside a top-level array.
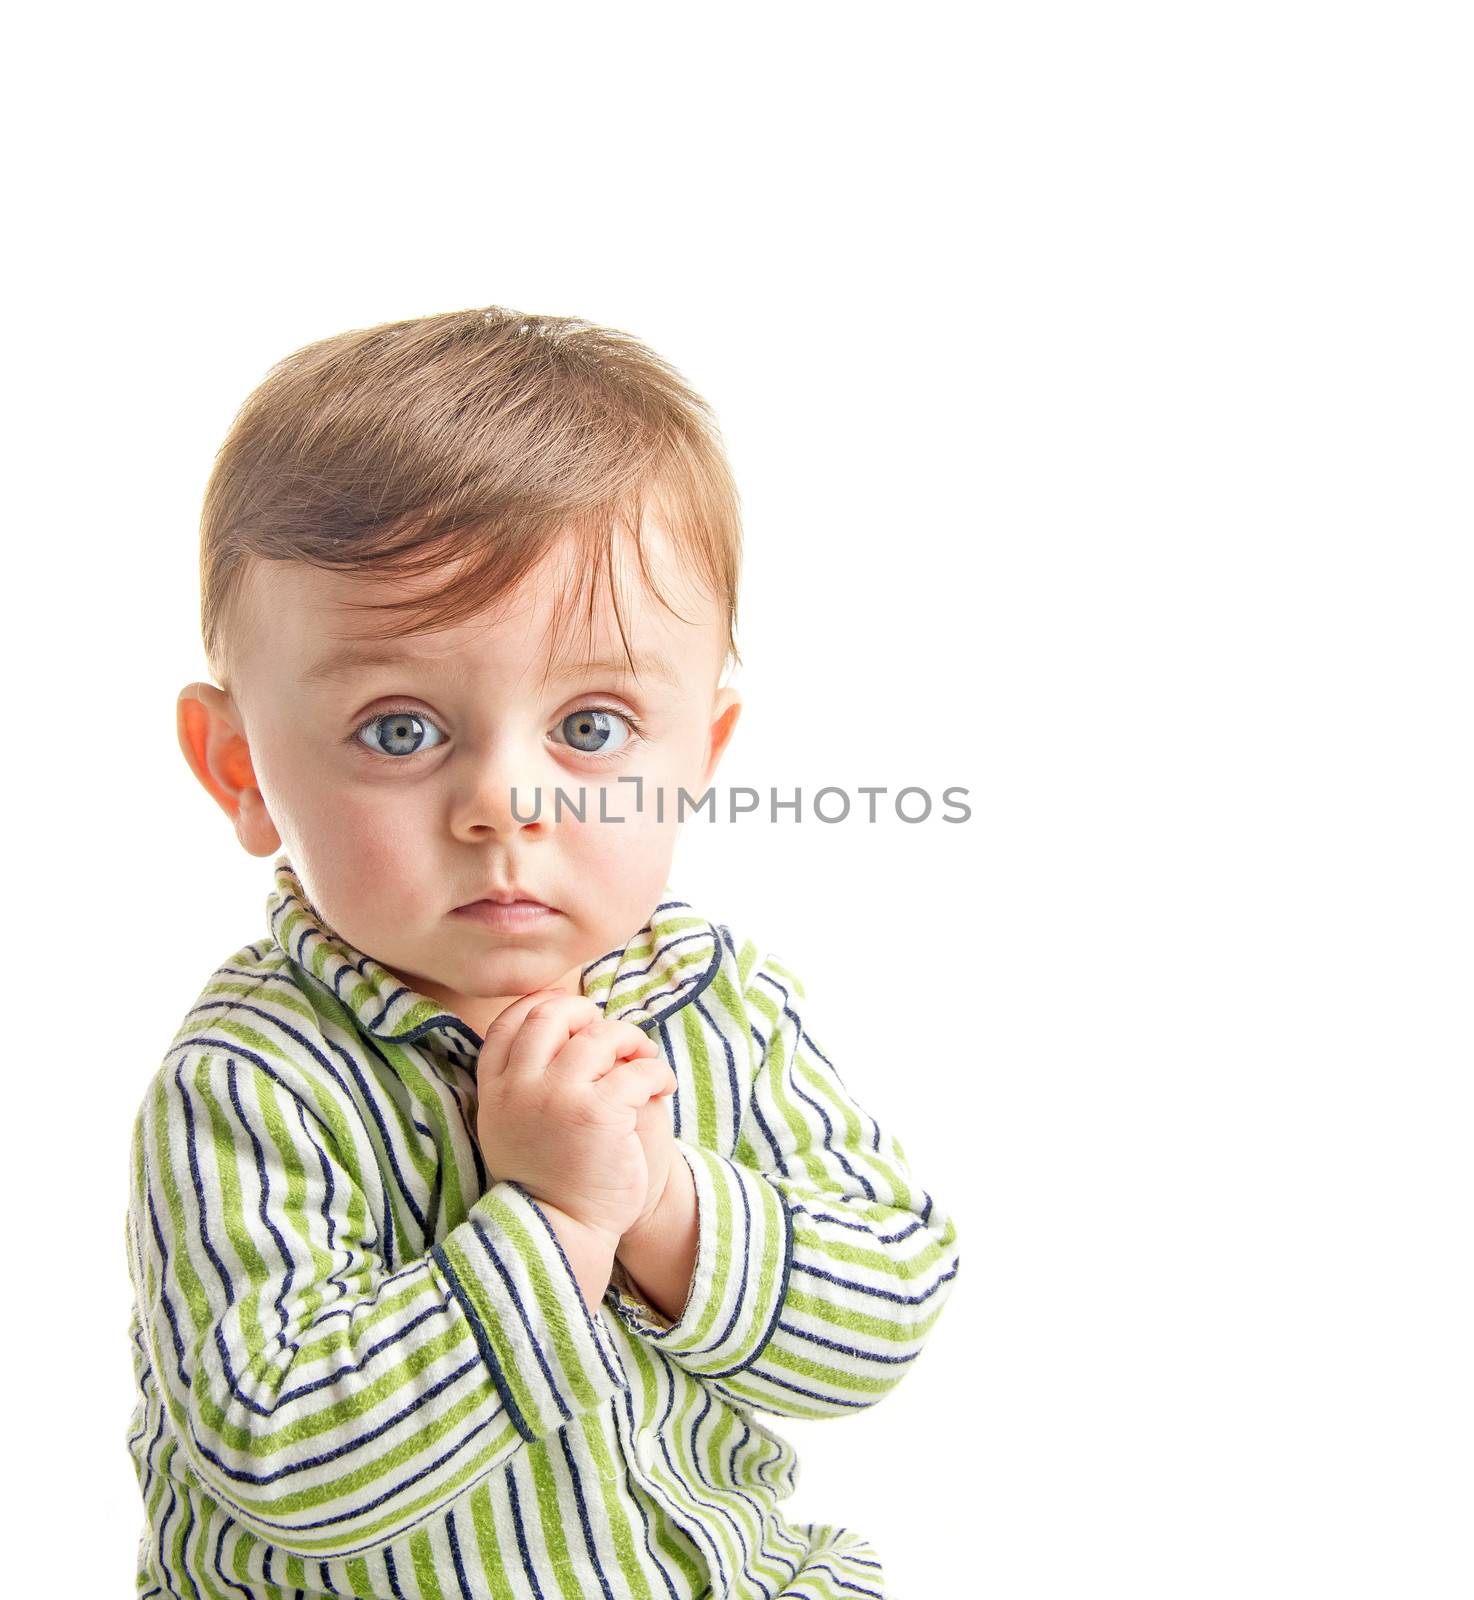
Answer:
[{"left": 125, "top": 854, "right": 962, "bottom": 1600}]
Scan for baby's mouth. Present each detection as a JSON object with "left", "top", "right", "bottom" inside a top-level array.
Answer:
[{"left": 451, "top": 896, "right": 561, "bottom": 932}]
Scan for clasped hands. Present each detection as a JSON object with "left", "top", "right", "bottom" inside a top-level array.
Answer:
[{"left": 473, "top": 987, "right": 683, "bottom": 1308}]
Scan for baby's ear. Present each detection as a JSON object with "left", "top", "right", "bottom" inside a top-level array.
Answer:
[
  {"left": 702, "top": 684, "right": 743, "bottom": 786},
  {"left": 176, "top": 682, "right": 281, "bottom": 857}
]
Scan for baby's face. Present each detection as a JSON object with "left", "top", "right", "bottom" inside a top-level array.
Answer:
[{"left": 203, "top": 519, "right": 740, "bottom": 1036}]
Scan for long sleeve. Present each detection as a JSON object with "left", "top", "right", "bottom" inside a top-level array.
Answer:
[
  {"left": 606, "top": 951, "right": 961, "bottom": 1418},
  {"left": 126, "top": 1043, "right": 628, "bottom": 1561}
]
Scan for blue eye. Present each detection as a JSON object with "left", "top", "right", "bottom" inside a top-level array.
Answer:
[
  {"left": 551, "top": 707, "right": 637, "bottom": 757},
  {"left": 354, "top": 708, "right": 446, "bottom": 759}
]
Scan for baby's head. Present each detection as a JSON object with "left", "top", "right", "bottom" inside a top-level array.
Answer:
[{"left": 179, "top": 307, "right": 744, "bottom": 1034}]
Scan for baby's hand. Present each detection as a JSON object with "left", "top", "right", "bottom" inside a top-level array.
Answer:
[
  {"left": 627, "top": 1074, "right": 678, "bottom": 1240},
  {"left": 474, "top": 989, "right": 676, "bottom": 1242}
]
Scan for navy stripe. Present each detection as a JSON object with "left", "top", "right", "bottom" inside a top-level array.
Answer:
[
  {"left": 189, "top": 1355, "right": 486, "bottom": 1488},
  {"left": 177, "top": 1057, "right": 236, "bottom": 1306},
  {"left": 557, "top": 1422, "right": 618, "bottom": 1600},
  {"left": 789, "top": 1253, "right": 961, "bottom": 1306},
  {"left": 468, "top": 1212, "right": 576, "bottom": 1422},
  {"left": 430, "top": 1241, "right": 534, "bottom": 1443},
  {"left": 773, "top": 1319, "right": 920, "bottom": 1365},
  {"left": 272, "top": 1298, "right": 452, "bottom": 1405},
  {"left": 504, "top": 1466, "right": 546, "bottom": 1598},
  {"left": 446, "top": 1506, "right": 475, "bottom": 1600},
  {"left": 714, "top": 1181, "right": 795, "bottom": 1380}
]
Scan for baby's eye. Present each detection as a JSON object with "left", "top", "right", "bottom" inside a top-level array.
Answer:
[
  {"left": 354, "top": 709, "right": 447, "bottom": 759},
  {"left": 549, "top": 707, "right": 637, "bottom": 757}
]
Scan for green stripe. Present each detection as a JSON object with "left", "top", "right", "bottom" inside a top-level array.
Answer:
[
  {"left": 688, "top": 1148, "right": 785, "bottom": 1366},
  {"left": 792, "top": 1052, "right": 912, "bottom": 1208},
  {"left": 192, "top": 1314, "right": 478, "bottom": 1456},
  {"left": 695, "top": 1401, "right": 792, "bottom": 1592},
  {"left": 577, "top": 1411, "right": 657, "bottom": 1600},
  {"left": 286, "top": 982, "right": 424, "bottom": 1250},
  {"left": 735, "top": 937, "right": 762, "bottom": 990},
  {"left": 230, "top": 1528, "right": 255, "bottom": 1586},
  {"left": 225, "top": 1412, "right": 521, "bottom": 1552},
  {"left": 432, "top": 1231, "right": 544, "bottom": 1431},
  {"left": 188, "top": 976, "right": 318, "bottom": 1031},
  {"left": 529, "top": 1439, "right": 585, "bottom": 1600},
  {"left": 742, "top": 987, "right": 831, "bottom": 1188},
  {"left": 195, "top": 1059, "right": 269, "bottom": 1365},
  {"left": 616, "top": 1326, "right": 732, "bottom": 1588},
  {"left": 761, "top": 956, "right": 805, "bottom": 1001},
  {"left": 190, "top": 1493, "right": 230, "bottom": 1600},
  {"left": 785, "top": 1285, "right": 952, "bottom": 1343},
  {"left": 688, "top": 1404, "right": 788, "bottom": 1596},
  {"left": 291, "top": 1274, "right": 443, "bottom": 1368},
  {"left": 710, "top": 1374, "right": 838, "bottom": 1419},
  {"left": 409, "top": 1526, "right": 445, "bottom": 1598},
  {"left": 299, "top": 1420, "right": 520, "bottom": 1550},
  {"left": 761, "top": 1338, "right": 897, "bottom": 1396},
  {"left": 152, "top": 1073, "right": 212, "bottom": 1337},
  {"left": 703, "top": 960, "right": 749, "bottom": 1042},
  {"left": 791, "top": 1220, "right": 952, "bottom": 1280},
  {"left": 207, "top": 1007, "right": 382, "bottom": 1258},
  {"left": 479, "top": 1188, "right": 608, "bottom": 1411},
  {"left": 167, "top": 1475, "right": 197, "bottom": 1595},
  {"left": 378, "top": 1039, "right": 469, "bottom": 1225},
  {"left": 468, "top": 1477, "right": 513, "bottom": 1594},
  {"left": 616, "top": 1324, "right": 662, "bottom": 1431},
  {"left": 663, "top": 1379, "right": 742, "bottom": 1578},
  {"left": 679, "top": 1147, "right": 737, "bottom": 1352},
  {"left": 254, "top": 1074, "right": 335, "bottom": 1374},
  {"left": 145, "top": 1437, "right": 175, "bottom": 1525},
  {"left": 680, "top": 1005, "right": 718, "bottom": 1146},
  {"left": 614, "top": 945, "right": 713, "bottom": 1012}
]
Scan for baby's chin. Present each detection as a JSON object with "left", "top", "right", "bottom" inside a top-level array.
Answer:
[
  {"left": 411, "top": 936, "right": 592, "bottom": 1003},
  {"left": 369, "top": 890, "right": 650, "bottom": 1006}
]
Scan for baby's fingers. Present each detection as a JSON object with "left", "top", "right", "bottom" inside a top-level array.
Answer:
[
  {"left": 477, "top": 987, "right": 575, "bottom": 1079},
  {"left": 596, "top": 1056, "right": 678, "bottom": 1111},
  {"left": 602, "top": 1021, "right": 662, "bottom": 1064},
  {"left": 547, "top": 1018, "right": 660, "bottom": 1083},
  {"left": 500, "top": 994, "right": 606, "bottom": 1081}
]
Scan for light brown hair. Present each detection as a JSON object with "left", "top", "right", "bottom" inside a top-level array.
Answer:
[{"left": 199, "top": 306, "right": 743, "bottom": 695}]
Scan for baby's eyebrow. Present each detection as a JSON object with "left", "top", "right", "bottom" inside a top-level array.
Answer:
[
  {"left": 301, "top": 642, "right": 437, "bottom": 685},
  {"left": 546, "top": 652, "right": 681, "bottom": 688},
  {"left": 300, "top": 641, "right": 681, "bottom": 688}
]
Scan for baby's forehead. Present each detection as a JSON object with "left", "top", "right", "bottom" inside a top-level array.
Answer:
[{"left": 245, "top": 532, "right": 720, "bottom": 690}]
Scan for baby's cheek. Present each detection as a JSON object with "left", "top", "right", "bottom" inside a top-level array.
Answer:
[
  {"left": 292, "top": 802, "right": 431, "bottom": 938},
  {"left": 571, "top": 800, "right": 675, "bottom": 884}
]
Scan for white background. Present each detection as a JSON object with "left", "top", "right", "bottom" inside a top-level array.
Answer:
[{"left": 5, "top": 3, "right": 1470, "bottom": 1595}]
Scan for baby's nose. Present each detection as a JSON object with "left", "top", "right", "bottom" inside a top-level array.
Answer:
[{"left": 455, "top": 740, "right": 566, "bottom": 836}]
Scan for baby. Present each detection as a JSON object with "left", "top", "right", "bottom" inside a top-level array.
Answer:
[{"left": 124, "top": 307, "right": 961, "bottom": 1600}]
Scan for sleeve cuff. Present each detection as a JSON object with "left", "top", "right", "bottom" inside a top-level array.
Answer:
[
  {"left": 604, "top": 1141, "right": 794, "bottom": 1378},
  {"left": 429, "top": 1180, "right": 627, "bottom": 1443}
]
